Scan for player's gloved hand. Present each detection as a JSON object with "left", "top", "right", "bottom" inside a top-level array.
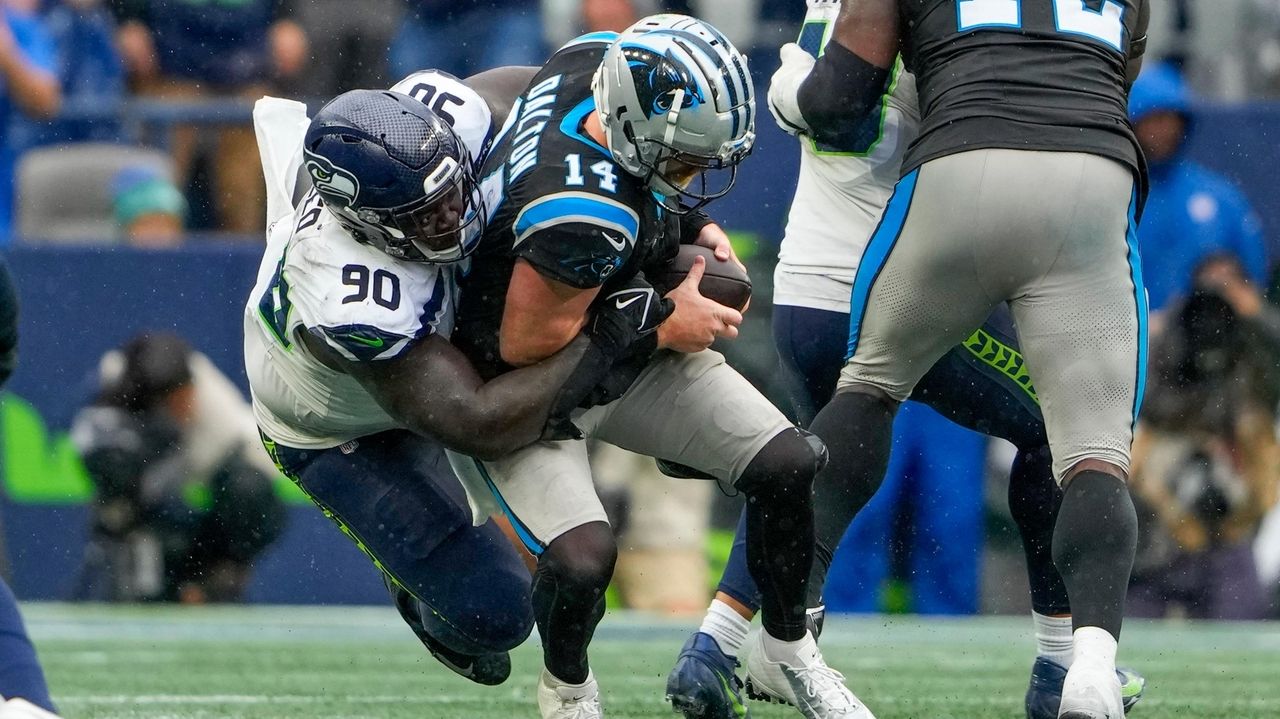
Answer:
[
  {"left": 587, "top": 277, "right": 675, "bottom": 358},
  {"left": 769, "top": 43, "right": 817, "bottom": 137},
  {"left": 540, "top": 277, "right": 674, "bottom": 441}
]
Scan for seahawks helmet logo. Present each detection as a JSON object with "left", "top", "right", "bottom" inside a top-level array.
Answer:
[
  {"left": 304, "top": 151, "right": 360, "bottom": 208},
  {"left": 624, "top": 46, "right": 705, "bottom": 119}
]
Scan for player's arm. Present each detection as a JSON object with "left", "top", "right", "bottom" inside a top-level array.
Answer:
[
  {"left": 300, "top": 294, "right": 665, "bottom": 459},
  {"left": 1126, "top": 0, "right": 1151, "bottom": 88},
  {"left": 501, "top": 260, "right": 600, "bottom": 366},
  {"left": 465, "top": 66, "right": 540, "bottom": 129},
  {"left": 768, "top": 0, "right": 899, "bottom": 145}
]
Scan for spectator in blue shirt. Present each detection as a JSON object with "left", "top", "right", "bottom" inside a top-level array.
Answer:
[
  {"left": 389, "top": 0, "right": 546, "bottom": 81},
  {"left": 41, "top": 0, "right": 124, "bottom": 143},
  {"left": 0, "top": 0, "right": 60, "bottom": 245},
  {"left": 1131, "top": 63, "right": 1270, "bottom": 312}
]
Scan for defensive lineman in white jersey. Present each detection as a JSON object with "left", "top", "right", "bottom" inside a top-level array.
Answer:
[
  {"left": 243, "top": 71, "right": 663, "bottom": 686},
  {"left": 668, "top": 3, "right": 1143, "bottom": 719}
]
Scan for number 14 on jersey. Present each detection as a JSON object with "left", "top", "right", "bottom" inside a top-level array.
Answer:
[{"left": 958, "top": 0, "right": 1125, "bottom": 51}]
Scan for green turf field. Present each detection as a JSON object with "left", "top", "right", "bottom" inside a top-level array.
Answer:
[{"left": 22, "top": 603, "right": 1280, "bottom": 718}]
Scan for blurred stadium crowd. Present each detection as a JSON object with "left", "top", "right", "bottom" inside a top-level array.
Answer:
[{"left": 0, "top": 0, "right": 1278, "bottom": 620}]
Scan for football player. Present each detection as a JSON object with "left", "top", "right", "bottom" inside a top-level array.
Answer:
[
  {"left": 768, "top": 0, "right": 1151, "bottom": 717},
  {"left": 668, "top": 3, "right": 1144, "bottom": 719},
  {"left": 446, "top": 15, "right": 865, "bottom": 719},
  {"left": 245, "top": 75, "right": 664, "bottom": 686}
]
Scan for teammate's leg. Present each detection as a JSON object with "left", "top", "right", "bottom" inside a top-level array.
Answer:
[
  {"left": 820, "top": 427, "right": 906, "bottom": 613},
  {"left": 980, "top": 151, "right": 1142, "bottom": 719},
  {"left": 265, "top": 430, "right": 534, "bottom": 684}
]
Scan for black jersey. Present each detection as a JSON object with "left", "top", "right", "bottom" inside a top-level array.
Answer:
[
  {"left": 454, "top": 33, "right": 680, "bottom": 378},
  {"left": 898, "top": 0, "right": 1146, "bottom": 191}
]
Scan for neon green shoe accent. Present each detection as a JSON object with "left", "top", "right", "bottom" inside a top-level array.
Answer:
[
  {"left": 717, "top": 669, "right": 748, "bottom": 718},
  {"left": 1119, "top": 668, "right": 1146, "bottom": 705}
]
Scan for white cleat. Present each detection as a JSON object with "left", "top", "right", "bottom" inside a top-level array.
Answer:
[
  {"left": 538, "top": 669, "right": 604, "bottom": 719},
  {"left": 1058, "top": 660, "right": 1124, "bottom": 719},
  {"left": 743, "top": 631, "right": 875, "bottom": 719},
  {"left": 0, "top": 698, "right": 61, "bottom": 718}
]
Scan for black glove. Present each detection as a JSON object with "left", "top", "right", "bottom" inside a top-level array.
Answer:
[
  {"left": 586, "top": 275, "right": 674, "bottom": 357},
  {"left": 540, "top": 276, "right": 674, "bottom": 441},
  {"left": 678, "top": 208, "right": 715, "bottom": 245}
]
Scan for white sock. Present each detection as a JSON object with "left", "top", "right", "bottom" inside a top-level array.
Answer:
[
  {"left": 760, "top": 627, "right": 818, "bottom": 665},
  {"left": 1072, "top": 626, "right": 1118, "bottom": 670},
  {"left": 699, "top": 599, "right": 751, "bottom": 658},
  {"left": 1032, "top": 612, "right": 1075, "bottom": 666}
]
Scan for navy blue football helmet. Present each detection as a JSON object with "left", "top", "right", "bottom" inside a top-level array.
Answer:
[{"left": 303, "top": 89, "right": 485, "bottom": 262}]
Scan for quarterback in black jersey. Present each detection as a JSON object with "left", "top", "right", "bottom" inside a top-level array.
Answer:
[
  {"left": 449, "top": 15, "right": 868, "bottom": 719},
  {"left": 769, "top": 1, "right": 1151, "bottom": 718}
]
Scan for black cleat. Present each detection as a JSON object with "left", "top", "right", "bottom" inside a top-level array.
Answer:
[{"left": 386, "top": 578, "right": 512, "bottom": 685}]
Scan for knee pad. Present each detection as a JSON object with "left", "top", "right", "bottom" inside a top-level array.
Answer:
[
  {"left": 736, "top": 427, "right": 827, "bottom": 499},
  {"left": 537, "top": 522, "right": 618, "bottom": 593}
]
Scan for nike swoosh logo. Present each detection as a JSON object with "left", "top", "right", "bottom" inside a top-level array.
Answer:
[
  {"left": 615, "top": 295, "right": 643, "bottom": 310},
  {"left": 348, "top": 335, "right": 385, "bottom": 348},
  {"left": 602, "top": 232, "right": 627, "bottom": 251}
]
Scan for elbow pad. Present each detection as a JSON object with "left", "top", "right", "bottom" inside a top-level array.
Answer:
[{"left": 797, "top": 41, "right": 891, "bottom": 149}]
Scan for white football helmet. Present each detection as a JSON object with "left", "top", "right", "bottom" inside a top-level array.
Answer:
[{"left": 592, "top": 14, "right": 756, "bottom": 212}]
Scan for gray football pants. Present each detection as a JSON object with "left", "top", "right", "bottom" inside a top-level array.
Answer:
[{"left": 839, "top": 149, "right": 1147, "bottom": 482}]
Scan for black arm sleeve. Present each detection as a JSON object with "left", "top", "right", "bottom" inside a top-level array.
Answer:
[{"left": 797, "top": 41, "right": 892, "bottom": 150}]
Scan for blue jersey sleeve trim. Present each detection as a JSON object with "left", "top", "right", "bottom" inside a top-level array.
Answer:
[{"left": 513, "top": 192, "right": 640, "bottom": 247}]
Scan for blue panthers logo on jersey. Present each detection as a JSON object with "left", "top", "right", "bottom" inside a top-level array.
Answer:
[
  {"left": 623, "top": 45, "right": 705, "bottom": 119},
  {"left": 303, "top": 150, "right": 360, "bottom": 208}
]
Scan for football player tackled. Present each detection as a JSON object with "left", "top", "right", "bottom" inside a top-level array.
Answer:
[{"left": 444, "top": 15, "right": 865, "bottom": 719}]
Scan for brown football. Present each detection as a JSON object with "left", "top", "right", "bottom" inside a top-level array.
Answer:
[{"left": 653, "top": 244, "right": 752, "bottom": 311}]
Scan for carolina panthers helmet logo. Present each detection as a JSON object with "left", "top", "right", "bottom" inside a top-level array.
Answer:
[
  {"left": 304, "top": 150, "right": 360, "bottom": 208},
  {"left": 624, "top": 46, "right": 705, "bottom": 119}
]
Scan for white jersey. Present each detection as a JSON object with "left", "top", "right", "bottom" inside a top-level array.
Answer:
[
  {"left": 773, "top": 10, "right": 921, "bottom": 314},
  {"left": 245, "top": 71, "right": 497, "bottom": 450}
]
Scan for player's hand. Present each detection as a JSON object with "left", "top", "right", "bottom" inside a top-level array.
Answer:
[
  {"left": 769, "top": 43, "right": 817, "bottom": 137},
  {"left": 658, "top": 256, "right": 744, "bottom": 352},
  {"left": 693, "top": 222, "right": 747, "bottom": 274},
  {"left": 587, "top": 277, "right": 674, "bottom": 357}
]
